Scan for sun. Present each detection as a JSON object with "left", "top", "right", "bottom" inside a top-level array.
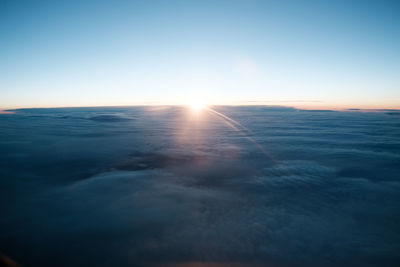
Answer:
[{"left": 187, "top": 100, "right": 207, "bottom": 112}]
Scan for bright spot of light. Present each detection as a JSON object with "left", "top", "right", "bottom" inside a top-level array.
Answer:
[{"left": 187, "top": 100, "right": 207, "bottom": 113}]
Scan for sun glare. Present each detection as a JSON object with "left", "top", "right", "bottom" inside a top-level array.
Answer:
[{"left": 188, "top": 101, "right": 207, "bottom": 112}]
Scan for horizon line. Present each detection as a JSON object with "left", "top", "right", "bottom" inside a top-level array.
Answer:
[{"left": 2, "top": 104, "right": 400, "bottom": 114}]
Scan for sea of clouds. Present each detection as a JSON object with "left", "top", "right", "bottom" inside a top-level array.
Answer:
[{"left": 0, "top": 106, "right": 399, "bottom": 266}]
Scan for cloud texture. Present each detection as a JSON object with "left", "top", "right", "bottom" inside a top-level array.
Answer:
[{"left": 0, "top": 106, "right": 399, "bottom": 266}]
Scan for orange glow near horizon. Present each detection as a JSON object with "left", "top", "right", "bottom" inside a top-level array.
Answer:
[{"left": 1, "top": 99, "right": 400, "bottom": 112}]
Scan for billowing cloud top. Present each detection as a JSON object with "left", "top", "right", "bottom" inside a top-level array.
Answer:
[{"left": 0, "top": 106, "right": 399, "bottom": 267}]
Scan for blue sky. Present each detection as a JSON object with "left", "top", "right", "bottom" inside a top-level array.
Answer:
[{"left": 1, "top": 0, "right": 399, "bottom": 109}]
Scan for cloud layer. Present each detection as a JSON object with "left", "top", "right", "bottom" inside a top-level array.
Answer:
[{"left": 0, "top": 106, "right": 399, "bottom": 267}]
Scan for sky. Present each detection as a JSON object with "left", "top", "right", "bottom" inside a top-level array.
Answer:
[{"left": 0, "top": 0, "right": 399, "bottom": 109}]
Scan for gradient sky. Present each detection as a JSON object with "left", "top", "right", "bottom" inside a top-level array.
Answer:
[{"left": 1, "top": 0, "right": 399, "bottom": 109}]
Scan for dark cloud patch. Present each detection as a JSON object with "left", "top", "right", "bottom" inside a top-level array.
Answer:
[
  {"left": 114, "top": 152, "right": 212, "bottom": 171},
  {"left": 89, "top": 114, "right": 131, "bottom": 122},
  {"left": 0, "top": 107, "right": 399, "bottom": 267},
  {"left": 300, "top": 109, "right": 335, "bottom": 112}
]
